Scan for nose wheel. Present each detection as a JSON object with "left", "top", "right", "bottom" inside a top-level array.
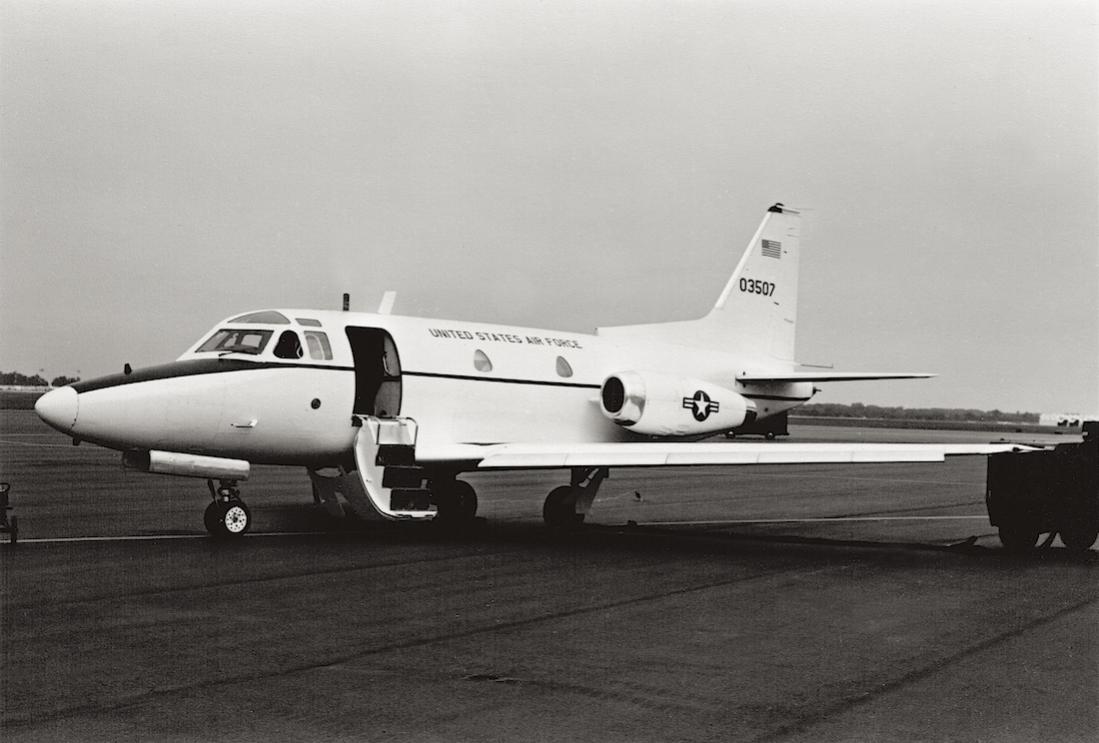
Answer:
[{"left": 204, "top": 480, "right": 252, "bottom": 538}]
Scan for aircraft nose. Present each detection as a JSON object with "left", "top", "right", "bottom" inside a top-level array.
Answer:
[{"left": 35, "top": 386, "right": 78, "bottom": 433}]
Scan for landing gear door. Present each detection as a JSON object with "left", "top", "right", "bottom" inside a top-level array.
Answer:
[{"left": 345, "top": 327, "right": 402, "bottom": 418}]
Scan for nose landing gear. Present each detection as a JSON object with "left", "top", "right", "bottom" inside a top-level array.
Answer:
[{"left": 204, "top": 479, "right": 252, "bottom": 538}]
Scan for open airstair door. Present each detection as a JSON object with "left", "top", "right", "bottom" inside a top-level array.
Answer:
[
  {"left": 340, "top": 416, "right": 434, "bottom": 520},
  {"left": 339, "top": 328, "right": 431, "bottom": 519}
]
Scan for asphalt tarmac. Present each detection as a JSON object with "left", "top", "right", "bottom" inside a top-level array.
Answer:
[{"left": 1, "top": 411, "right": 1095, "bottom": 742}]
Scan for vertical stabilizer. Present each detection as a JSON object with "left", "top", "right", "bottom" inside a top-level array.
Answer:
[{"left": 597, "top": 204, "right": 801, "bottom": 364}]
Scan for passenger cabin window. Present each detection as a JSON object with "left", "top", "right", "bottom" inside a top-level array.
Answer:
[
  {"left": 555, "top": 356, "right": 574, "bottom": 378},
  {"left": 273, "top": 330, "right": 304, "bottom": 359},
  {"left": 304, "top": 331, "right": 333, "bottom": 360},
  {"left": 230, "top": 311, "right": 291, "bottom": 324},
  {"left": 473, "top": 350, "right": 493, "bottom": 372},
  {"left": 197, "top": 329, "right": 273, "bottom": 355},
  {"left": 296, "top": 318, "right": 323, "bottom": 327}
]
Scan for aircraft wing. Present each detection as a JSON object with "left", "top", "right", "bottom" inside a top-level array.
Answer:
[
  {"left": 418, "top": 441, "right": 1035, "bottom": 469},
  {"left": 737, "top": 371, "right": 935, "bottom": 383}
]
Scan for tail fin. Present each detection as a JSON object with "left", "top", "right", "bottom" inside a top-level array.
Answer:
[{"left": 598, "top": 204, "right": 801, "bottom": 364}]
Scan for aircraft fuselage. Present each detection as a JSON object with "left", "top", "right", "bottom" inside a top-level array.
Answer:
[{"left": 36, "top": 309, "right": 813, "bottom": 467}]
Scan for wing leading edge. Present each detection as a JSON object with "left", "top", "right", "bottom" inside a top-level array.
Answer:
[{"left": 417, "top": 441, "right": 1036, "bottom": 470}]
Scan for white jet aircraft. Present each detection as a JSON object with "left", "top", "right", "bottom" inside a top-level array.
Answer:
[{"left": 35, "top": 204, "right": 1021, "bottom": 537}]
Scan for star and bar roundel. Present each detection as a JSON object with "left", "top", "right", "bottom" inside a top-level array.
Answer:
[{"left": 682, "top": 390, "right": 720, "bottom": 422}]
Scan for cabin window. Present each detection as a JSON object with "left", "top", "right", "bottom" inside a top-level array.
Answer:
[
  {"left": 555, "top": 356, "right": 574, "bottom": 378},
  {"left": 473, "top": 349, "right": 493, "bottom": 372},
  {"left": 274, "top": 330, "right": 304, "bottom": 359},
  {"left": 196, "top": 328, "right": 273, "bottom": 355},
  {"left": 304, "top": 331, "right": 333, "bottom": 360},
  {"left": 296, "top": 318, "right": 323, "bottom": 327},
  {"left": 229, "top": 310, "right": 291, "bottom": 324}
]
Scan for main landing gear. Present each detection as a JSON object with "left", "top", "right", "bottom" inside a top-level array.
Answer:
[
  {"left": 431, "top": 477, "right": 479, "bottom": 527},
  {"left": 204, "top": 480, "right": 252, "bottom": 538},
  {"left": 543, "top": 467, "right": 608, "bottom": 531},
  {"left": 424, "top": 467, "right": 609, "bottom": 532}
]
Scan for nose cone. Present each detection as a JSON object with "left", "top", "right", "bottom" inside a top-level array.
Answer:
[{"left": 35, "top": 386, "right": 78, "bottom": 433}]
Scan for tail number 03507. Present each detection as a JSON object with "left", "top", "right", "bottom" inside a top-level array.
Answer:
[{"left": 739, "top": 278, "right": 776, "bottom": 296}]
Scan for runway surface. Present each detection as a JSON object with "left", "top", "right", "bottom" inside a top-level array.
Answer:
[{"left": 1, "top": 411, "right": 1095, "bottom": 742}]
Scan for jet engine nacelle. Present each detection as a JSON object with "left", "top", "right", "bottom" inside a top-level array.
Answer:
[{"left": 600, "top": 371, "right": 757, "bottom": 437}]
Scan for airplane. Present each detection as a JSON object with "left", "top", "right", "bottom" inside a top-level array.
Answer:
[{"left": 34, "top": 203, "right": 1026, "bottom": 538}]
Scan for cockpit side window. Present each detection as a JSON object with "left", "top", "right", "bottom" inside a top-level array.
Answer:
[
  {"left": 196, "top": 328, "right": 273, "bottom": 355},
  {"left": 304, "top": 331, "right": 333, "bottom": 360},
  {"left": 273, "top": 330, "right": 304, "bottom": 359}
]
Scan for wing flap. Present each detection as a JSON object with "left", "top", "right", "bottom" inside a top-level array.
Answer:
[{"left": 416, "top": 441, "right": 1035, "bottom": 469}]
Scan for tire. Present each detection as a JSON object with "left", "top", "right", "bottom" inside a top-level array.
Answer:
[
  {"left": 543, "top": 486, "right": 585, "bottom": 531},
  {"left": 205, "top": 499, "right": 251, "bottom": 538},
  {"left": 1060, "top": 519, "right": 1099, "bottom": 553},
  {"left": 998, "top": 522, "right": 1039, "bottom": 553},
  {"left": 203, "top": 501, "right": 222, "bottom": 535},
  {"left": 433, "top": 480, "right": 478, "bottom": 526}
]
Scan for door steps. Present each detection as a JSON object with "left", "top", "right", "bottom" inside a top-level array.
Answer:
[{"left": 309, "top": 416, "right": 434, "bottom": 521}]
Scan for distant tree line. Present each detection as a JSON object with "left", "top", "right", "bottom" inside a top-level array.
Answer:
[
  {"left": 797, "top": 402, "right": 1038, "bottom": 424},
  {"left": 1, "top": 371, "right": 81, "bottom": 387}
]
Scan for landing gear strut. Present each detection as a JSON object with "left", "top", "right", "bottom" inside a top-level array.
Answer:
[
  {"left": 543, "top": 467, "right": 608, "bottom": 531},
  {"left": 204, "top": 479, "right": 251, "bottom": 538}
]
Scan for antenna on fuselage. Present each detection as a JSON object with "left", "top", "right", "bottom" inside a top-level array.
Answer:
[
  {"left": 377, "top": 291, "right": 397, "bottom": 315},
  {"left": 342, "top": 293, "right": 350, "bottom": 312}
]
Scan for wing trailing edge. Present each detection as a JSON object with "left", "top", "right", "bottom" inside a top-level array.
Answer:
[{"left": 416, "top": 442, "right": 1035, "bottom": 469}]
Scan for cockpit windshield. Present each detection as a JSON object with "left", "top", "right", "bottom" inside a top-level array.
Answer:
[{"left": 196, "top": 328, "right": 273, "bottom": 355}]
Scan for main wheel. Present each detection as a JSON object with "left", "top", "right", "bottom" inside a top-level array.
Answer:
[
  {"left": 433, "top": 479, "right": 478, "bottom": 526},
  {"left": 1060, "top": 519, "right": 1099, "bottom": 553},
  {"left": 998, "top": 522, "right": 1038, "bottom": 553},
  {"left": 204, "top": 499, "right": 252, "bottom": 538},
  {"left": 543, "top": 486, "right": 585, "bottom": 531}
]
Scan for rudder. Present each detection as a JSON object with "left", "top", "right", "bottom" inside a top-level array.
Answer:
[
  {"left": 598, "top": 203, "right": 801, "bottom": 363},
  {"left": 707, "top": 203, "right": 800, "bottom": 361}
]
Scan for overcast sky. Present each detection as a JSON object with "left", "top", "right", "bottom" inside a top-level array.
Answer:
[{"left": 2, "top": 0, "right": 1096, "bottom": 412}]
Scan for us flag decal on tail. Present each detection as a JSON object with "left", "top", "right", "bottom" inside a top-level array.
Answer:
[{"left": 761, "top": 239, "right": 782, "bottom": 259}]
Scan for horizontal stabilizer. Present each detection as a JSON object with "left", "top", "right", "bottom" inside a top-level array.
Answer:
[
  {"left": 417, "top": 442, "right": 1036, "bottom": 469},
  {"left": 737, "top": 371, "right": 935, "bottom": 383}
]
